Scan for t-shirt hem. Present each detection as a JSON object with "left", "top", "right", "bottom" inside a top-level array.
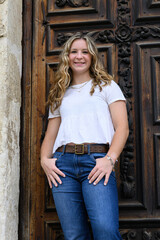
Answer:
[{"left": 108, "top": 97, "right": 126, "bottom": 105}]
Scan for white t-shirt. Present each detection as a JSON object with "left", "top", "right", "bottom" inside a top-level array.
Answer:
[{"left": 48, "top": 79, "right": 126, "bottom": 153}]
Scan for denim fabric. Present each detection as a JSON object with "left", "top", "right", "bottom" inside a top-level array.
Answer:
[{"left": 52, "top": 150, "right": 122, "bottom": 240}]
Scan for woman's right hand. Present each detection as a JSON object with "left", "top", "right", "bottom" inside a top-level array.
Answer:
[{"left": 41, "top": 157, "right": 66, "bottom": 188}]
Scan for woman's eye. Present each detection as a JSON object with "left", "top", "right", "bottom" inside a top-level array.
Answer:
[
  {"left": 70, "top": 50, "right": 77, "bottom": 53},
  {"left": 83, "top": 51, "right": 88, "bottom": 54}
]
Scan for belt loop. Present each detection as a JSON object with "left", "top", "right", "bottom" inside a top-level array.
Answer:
[
  {"left": 87, "top": 144, "right": 91, "bottom": 155},
  {"left": 62, "top": 145, "right": 66, "bottom": 155}
]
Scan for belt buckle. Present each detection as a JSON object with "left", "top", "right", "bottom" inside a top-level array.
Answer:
[{"left": 75, "top": 144, "right": 84, "bottom": 154}]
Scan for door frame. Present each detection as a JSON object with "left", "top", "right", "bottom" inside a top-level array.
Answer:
[{"left": 19, "top": 0, "right": 33, "bottom": 239}]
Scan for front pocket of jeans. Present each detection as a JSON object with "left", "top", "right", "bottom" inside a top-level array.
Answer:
[
  {"left": 90, "top": 153, "right": 106, "bottom": 162},
  {"left": 110, "top": 170, "right": 116, "bottom": 179},
  {"left": 52, "top": 152, "right": 63, "bottom": 161}
]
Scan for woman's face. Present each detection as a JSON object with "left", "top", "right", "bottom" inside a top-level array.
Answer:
[{"left": 69, "top": 39, "right": 92, "bottom": 76}]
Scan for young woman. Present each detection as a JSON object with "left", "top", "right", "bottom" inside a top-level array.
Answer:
[{"left": 41, "top": 32, "right": 129, "bottom": 240}]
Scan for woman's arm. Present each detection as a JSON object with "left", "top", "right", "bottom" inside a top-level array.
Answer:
[
  {"left": 106, "top": 100, "right": 129, "bottom": 162},
  {"left": 88, "top": 100, "right": 129, "bottom": 185},
  {"left": 41, "top": 117, "right": 65, "bottom": 188}
]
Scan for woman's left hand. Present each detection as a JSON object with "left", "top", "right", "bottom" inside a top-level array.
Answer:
[{"left": 88, "top": 157, "right": 113, "bottom": 186}]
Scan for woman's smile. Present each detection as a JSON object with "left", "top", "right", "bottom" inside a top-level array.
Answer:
[{"left": 74, "top": 62, "right": 85, "bottom": 66}]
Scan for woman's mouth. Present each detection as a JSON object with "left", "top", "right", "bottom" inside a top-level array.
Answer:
[{"left": 74, "top": 62, "right": 85, "bottom": 65}]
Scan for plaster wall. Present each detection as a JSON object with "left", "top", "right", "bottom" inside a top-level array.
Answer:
[{"left": 0, "top": 0, "right": 22, "bottom": 239}]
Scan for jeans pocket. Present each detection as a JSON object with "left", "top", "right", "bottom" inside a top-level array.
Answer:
[
  {"left": 89, "top": 152, "right": 106, "bottom": 162},
  {"left": 52, "top": 151, "right": 63, "bottom": 161},
  {"left": 108, "top": 171, "right": 117, "bottom": 186},
  {"left": 110, "top": 170, "right": 116, "bottom": 180}
]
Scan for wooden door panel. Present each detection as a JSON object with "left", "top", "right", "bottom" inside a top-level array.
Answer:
[
  {"left": 133, "top": 0, "right": 160, "bottom": 25},
  {"left": 46, "top": 0, "right": 115, "bottom": 26},
  {"left": 46, "top": 28, "right": 119, "bottom": 56},
  {"left": 21, "top": 0, "right": 160, "bottom": 239},
  {"left": 45, "top": 221, "right": 63, "bottom": 240},
  {"left": 154, "top": 134, "right": 160, "bottom": 209},
  {"left": 134, "top": 42, "right": 160, "bottom": 215}
]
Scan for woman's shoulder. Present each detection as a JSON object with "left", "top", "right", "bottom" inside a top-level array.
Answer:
[
  {"left": 100, "top": 80, "right": 126, "bottom": 104},
  {"left": 102, "top": 80, "right": 121, "bottom": 91}
]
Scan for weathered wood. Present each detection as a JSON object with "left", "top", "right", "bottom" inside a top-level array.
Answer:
[{"left": 19, "top": 0, "right": 33, "bottom": 239}]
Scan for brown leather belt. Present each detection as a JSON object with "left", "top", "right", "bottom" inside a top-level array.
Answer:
[{"left": 56, "top": 143, "right": 109, "bottom": 155}]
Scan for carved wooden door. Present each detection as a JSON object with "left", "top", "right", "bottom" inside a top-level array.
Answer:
[{"left": 20, "top": 0, "right": 160, "bottom": 239}]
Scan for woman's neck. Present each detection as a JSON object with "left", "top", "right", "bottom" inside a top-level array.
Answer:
[{"left": 71, "top": 73, "right": 91, "bottom": 85}]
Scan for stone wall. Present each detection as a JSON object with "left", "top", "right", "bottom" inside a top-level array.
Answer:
[{"left": 0, "top": 0, "right": 22, "bottom": 239}]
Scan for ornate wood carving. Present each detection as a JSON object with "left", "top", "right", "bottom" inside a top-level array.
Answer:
[
  {"left": 132, "top": 26, "right": 160, "bottom": 41},
  {"left": 120, "top": 230, "right": 137, "bottom": 240},
  {"left": 115, "top": 0, "right": 134, "bottom": 199},
  {"left": 47, "top": 0, "right": 97, "bottom": 17},
  {"left": 55, "top": 0, "right": 89, "bottom": 8},
  {"left": 57, "top": 32, "right": 75, "bottom": 46},
  {"left": 143, "top": 230, "right": 152, "bottom": 240},
  {"left": 117, "top": 0, "right": 131, "bottom": 25},
  {"left": 120, "top": 229, "right": 160, "bottom": 240},
  {"left": 155, "top": 231, "right": 160, "bottom": 240}
]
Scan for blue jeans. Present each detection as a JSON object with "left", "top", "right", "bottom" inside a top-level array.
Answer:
[{"left": 52, "top": 149, "right": 122, "bottom": 240}]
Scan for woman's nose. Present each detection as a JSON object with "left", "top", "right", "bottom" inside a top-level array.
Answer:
[{"left": 76, "top": 51, "right": 82, "bottom": 58}]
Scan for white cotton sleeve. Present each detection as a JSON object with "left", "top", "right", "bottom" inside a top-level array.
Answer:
[
  {"left": 48, "top": 106, "right": 60, "bottom": 119},
  {"left": 104, "top": 80, "right": 126, "bottom": 105}
]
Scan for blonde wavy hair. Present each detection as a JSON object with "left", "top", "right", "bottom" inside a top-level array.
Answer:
[{"left": 48, "top": 32, "right": 113, "bottom": 112}]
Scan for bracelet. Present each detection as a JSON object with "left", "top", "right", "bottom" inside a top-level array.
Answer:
[{"left": 106, "top": 154, "right": 115, "bottom": 167}]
